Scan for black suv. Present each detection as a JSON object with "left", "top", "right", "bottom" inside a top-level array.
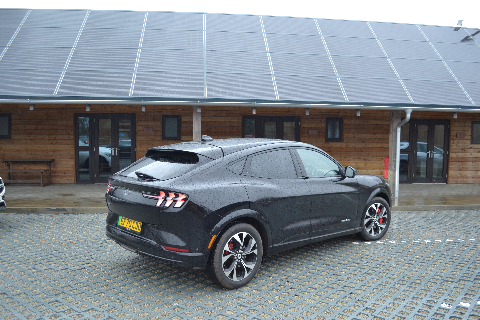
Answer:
[{"left": 106, "top": 138, "right": 391, "bottom": 289}]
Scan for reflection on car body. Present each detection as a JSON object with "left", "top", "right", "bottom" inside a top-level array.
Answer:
[
  {"left": 0, "top": 177, "right": 6, "bottom": 211},
  {"left": 105, "top": 138, "right": 391, "bottom": 289}
]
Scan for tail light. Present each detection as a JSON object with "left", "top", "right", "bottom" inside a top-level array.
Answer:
[{"left": 142, "top": 190, "right": 188, "bottom": 208}]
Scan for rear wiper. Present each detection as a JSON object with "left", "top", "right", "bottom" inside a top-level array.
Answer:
[{"left": 135, "top": 172, "right": 158, "bottom": 181}]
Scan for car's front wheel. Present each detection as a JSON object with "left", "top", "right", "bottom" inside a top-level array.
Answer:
[
  {"left": 358, "top": 197, "right": 391, "bottom": 241},
  {"left": 210, "top": 223, "right": 263, "bottom": 289}
]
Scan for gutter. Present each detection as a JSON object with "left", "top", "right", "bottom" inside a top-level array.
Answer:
[{"left": 395, "top": 108, "right": 412, "bottom": 204}]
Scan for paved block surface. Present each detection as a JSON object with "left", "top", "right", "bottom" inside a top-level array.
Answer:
[{"left": 0, "top": 211, "right": 479, "bottom": 320}]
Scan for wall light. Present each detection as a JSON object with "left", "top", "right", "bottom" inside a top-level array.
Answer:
[
  {"left": 453, "top": 112, "right": 458, "bottom": 119},
  {"left": 29, "top": 104, "right": 34, "bottom": 111},
  {"left": 197, "top": 106, "right": 201, "bottom": 113},
  {"left": 86, "top": 104, "right": 90, "bottom": 112},
  {"left": 356, "top": 109, "right": 361, "bottom": 117},
  {"left": 252, "top": 107, "right": 257, "bottom": 114},
  {"left": 305, "top": 108, "right": 309, "bottom": 116},
  {"left": 142, "top": 105, "right": 146, "bottom": 112}
]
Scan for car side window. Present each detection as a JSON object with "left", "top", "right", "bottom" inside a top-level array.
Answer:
[
  {"left": 296, "top": 149, "right": 341, "bottom": 178},
  {"left": 246, "top": 149, "right": 297, "bottom": 179}
]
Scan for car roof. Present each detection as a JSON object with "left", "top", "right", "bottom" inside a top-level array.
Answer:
[{"left": 149, "top": 138, "right": 313, "bottom": 159}]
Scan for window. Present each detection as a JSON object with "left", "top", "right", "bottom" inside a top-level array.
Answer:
[
  {"left": 0, "top": 114, "right": 11, "bottom": 139},
  {"left": 162, "top": 115, "right": 181, "bottom": 140},
  {"left": 326, "top": 117, "right": 343, "bottom": 142},
  {"left": 296, "top": 149, "right": 341, "bottom": 177},
  {"left": 245, "top": 150, "right": 297, "bottom": 179},
  {"left": 242, "top": 116, "right": 300, "bottom": 141},
  {"left": 472, "top": 121, "right": 480, "bottom": 144}
]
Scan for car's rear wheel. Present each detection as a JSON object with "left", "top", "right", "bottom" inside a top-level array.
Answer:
[
  {"left": 358, "top": 197, "right": 391, "bottom": 241},
  {"left": 210, "top": 223, "right": 263, "bottom": 289}
]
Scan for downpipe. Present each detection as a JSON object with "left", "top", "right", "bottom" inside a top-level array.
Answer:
[{"left": 395, "top": 108, "right": 412, "bottom": 205}]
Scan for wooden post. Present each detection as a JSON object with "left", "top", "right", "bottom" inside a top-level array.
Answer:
[
  {"left": 389, "top": 110, "right": 401, "bottom": 195},
  {"left": 193, "top": 106, "right": 201, "bottom": 141}
]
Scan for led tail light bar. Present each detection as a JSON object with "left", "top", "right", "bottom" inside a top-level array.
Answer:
[{"left": 142, "top": 190, "right": 188, "bottom": 208}]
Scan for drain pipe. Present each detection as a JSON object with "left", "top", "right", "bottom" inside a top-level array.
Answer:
[{"left": 395, "top": 108, "right": 412, "bottom": 203}]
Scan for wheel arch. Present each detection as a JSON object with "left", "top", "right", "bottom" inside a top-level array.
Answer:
[
  {"left": 366, "top": 187, "right": 392, "bottom": 208},
  {"left": 207, "top": 209, "right": 271, "bottom": 265}
]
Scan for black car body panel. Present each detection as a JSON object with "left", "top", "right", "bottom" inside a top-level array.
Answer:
[{"left": 106, "top": 139, "right": 391, "bottom": 269}]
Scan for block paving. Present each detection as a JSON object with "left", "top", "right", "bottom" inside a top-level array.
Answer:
[{"left": 0, "top": 210, "right": 479, "bottom": 319}]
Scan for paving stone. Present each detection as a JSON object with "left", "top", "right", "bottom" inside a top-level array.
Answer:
[{"left": 0, "top": 210, "right": 479, "bottom": 319}]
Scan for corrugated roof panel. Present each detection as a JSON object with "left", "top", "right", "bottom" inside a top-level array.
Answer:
[
  {"left": 460, "top": 82, "right": 479, "bottom": 105},
  {"left": 402, "top": 79, "right": 473, "bottom": 105},
  {"left": 390, "top": 58, "right": 456, "bottom": 82},
  {"left": 368, "top": 21, "right": 426, "bottom": 41},
  {"left": 137, "top": 49, "right": 204, "bottom": 72},
  {"left": 206, "top": 30, "right": 265, "bottom": 52},
  {"left": 273, "top": 75, "right": 344, "bottom": 101},
  {"left": 57, "top": 71, "right": 133, "bottom": 96},
  {"left": 0, "top": 69, "right": 61, "bottom": 96},
  {"left": 146, "top": 11, "right": 203, "bottom": 31},
  {"left": 206, "top": 13, "right": 261, "bottom": 32},
  {"left": 206, "top": 51, "right": 270, "bottom": 75},
  {"left": 206, "top": 73, "right": 276, "bottom": 99},
  {"left": 269, "top": 52, "right": 334, "bottom": 76},
  {"left": 0, "top": 9, "right": 29, "bottom": 48},
  {"left": 332, "top": 55, "right": 397, "bottom": 79},
  {"left": 57, "top": 11, "right": 144, "bottom": 96},
  {"left": 430, "top": 42, "right": 480, "bottom": 63},
  {"left": 340, "top": 77, "right": 413, "bottom": 104},
  {"left": 323, "top": 36, "right": 385, "bottom": 57},
  {"left": 418, "top": 25, "right": 478, "bottom": 43},
  {"left": 21, "top": 9, "right": 86, "bottom": 28},
  {"left": 446, "top": 61, "right": 480, "bottom": 82},
  {"left": 264, "top": 33, "right": 326, "bottom": 54},
  {"left": 262, "top": 16, "right": 318, "bottom": 35},
  {"left": 316, "top": 19, "right": 373, "bottom": 38},
  {"left": 142, "top": 30, "right": 203, "bottom": 50},
  {"left": 380, "top": 39, "right": 439, "bottom": 60},
  {"left": 131, "top": 71, "right": 204, "bottom": 98}
]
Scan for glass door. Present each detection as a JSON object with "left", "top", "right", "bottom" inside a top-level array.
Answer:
[
  {"left": 412, "top": 120, "right": 449, "bottom": 183},
  {"left": 75, "top": 114, "right": 136, "bottom": 183}
]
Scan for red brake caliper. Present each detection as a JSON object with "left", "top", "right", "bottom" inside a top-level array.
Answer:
[
  {"left": 224, "top": 242, "right": 234, "bottom": 255},
  {"left": 377, "top": 207, "right": 384, "bottom": 224}
]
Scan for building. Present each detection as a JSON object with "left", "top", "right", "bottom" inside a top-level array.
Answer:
[{"left": 1, "top": 9, "right": 479, "bottom": 194}]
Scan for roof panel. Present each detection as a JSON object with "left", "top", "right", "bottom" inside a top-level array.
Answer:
[
  {"left": 137, "top": 49, "right": 203, "bottom": 72},
  {"left": 131, "top": 71, "right": 204, "bottom": 98},
  {"left": 274, "top": 75, "right": 344, "bottom": 101},
  {"left": 402, "top": 79, "right": 473, "bottom": 105},
  {"left": 333, "top": 55, "right": 397, "bottom": 79},
  {"left": 460, "top": 82, "right": 479, "bottom": 105},
  {"left": 57, "top": 71, "right": 132, "bottom": 96},
  {"left": 380, "top": 39, "right": 439, "bottom": 60},
  {"left": 390, "top": 58, "right": 455, "bottom": 82},
  {"left": 419, "top": 25, "right": 478, "bottom": 43},
  {"left": 265, "top": 33, "right": 326, "bottom": 54},
  {"left": 21, "top": 9, "right": 87, "bottom": 28},
  {"left": 367, "top": 21, "right": 426, "bottom": 41},
  {"left": 0, "top": 9, "right": 29, "bottom": 48},
  {"left": 206, "top": 51, "right": 270, "bottom": 74},
  {"left": 206, "top": 73, "right": 276, "bottom": 99},
  {"left": 340, "top": 77, "right": 412, "bottom": 104},
  {"left": 269, "top": 52, "right": 334, "bottom": 76},
  {"left": 146, "top": 11, "right": 203, "bottom": 30},
  {"left": 446, "top": 61, "right": 480, "bottom": 83},
  {"left": 431, "top": 42, "right": 480, "bottom": 63},
  {"left": 84, "top": 10, "right": 146, "bottom": 29},
  {"left": 0, "top": 68, "right": 62, "bottom": 96},
  {"left": 316, "top": 19, "right": 373, "bottom": 38},
  {"left": 207, "top": 30, "right": 265, "bottom": 52},
  {"left": 262, "top": 16, "right": 318, "bottom": 35},
  {"left": 143, "top": 30, "right": 203, "bottom": 50},
  {"left": 206, "top": 13, "right": 261, "bottom": 32},
  {"left": 324, "top": 36, "right": 384, "bottom": 57}
]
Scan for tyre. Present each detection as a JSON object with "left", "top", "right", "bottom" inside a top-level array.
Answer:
[
  {"left": 358, "top": 197, "right": 391, "bottom": 241},
  {"left": 210, "top": 223, "right": 263, "bottom": 289}
]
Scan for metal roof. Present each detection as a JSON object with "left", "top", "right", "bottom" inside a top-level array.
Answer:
[{"left": 0, "top": 9, "right": 479, "bottom": 111}]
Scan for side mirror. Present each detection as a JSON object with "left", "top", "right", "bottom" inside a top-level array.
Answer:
[{"left": 345, "top": 166, "right": 356, "bottom": 178}]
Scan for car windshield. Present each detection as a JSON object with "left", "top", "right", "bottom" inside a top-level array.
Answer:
[{"left": 119, "top": 150, "right": 205, "bottom": 181}]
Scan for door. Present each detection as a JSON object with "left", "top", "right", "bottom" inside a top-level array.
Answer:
[
  {"left": 412, "top": 120, "right": 449, "bottom": 183},
  {"left": 76, "top": 114, "right": 136, "bottom": 183}
]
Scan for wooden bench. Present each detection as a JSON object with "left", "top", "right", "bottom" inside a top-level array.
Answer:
[{"left": 1, "top": 159, "right": 55, "bottom": 187}]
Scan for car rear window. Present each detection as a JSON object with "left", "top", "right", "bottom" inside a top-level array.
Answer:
[{"left": 119, "top": 150, "right": 206, "bottom": 181}]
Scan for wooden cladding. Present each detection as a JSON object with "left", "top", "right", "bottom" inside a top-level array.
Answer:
[{"left": 0, "top": 103, "right": 479, "bottom": 184}]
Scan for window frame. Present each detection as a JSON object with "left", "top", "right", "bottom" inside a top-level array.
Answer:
[
  {"left": 162, "top": 115, "right": 181, "bottom": 140},
  {"left": 325, "top": 117, "right": 343, "bottom": 142},
  {"left": 0, "top": 114, "right": 11, "bottom": 139},
  {"left": 472, "top": 121, "right": 480, "bottom": 144}
]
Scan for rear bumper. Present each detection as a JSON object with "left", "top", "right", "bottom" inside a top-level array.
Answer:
[{"left": 106, "top": 222, "right": 209, "bottom": 270}]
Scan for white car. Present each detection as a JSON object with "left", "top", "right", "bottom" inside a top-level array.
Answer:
[{"left": 0, "top": 176, "right": 5, "bottom": 211}]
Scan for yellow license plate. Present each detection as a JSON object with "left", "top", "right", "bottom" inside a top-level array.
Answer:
[{"left": 118, "top": 216, "right": 142, "bottom": 233}]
